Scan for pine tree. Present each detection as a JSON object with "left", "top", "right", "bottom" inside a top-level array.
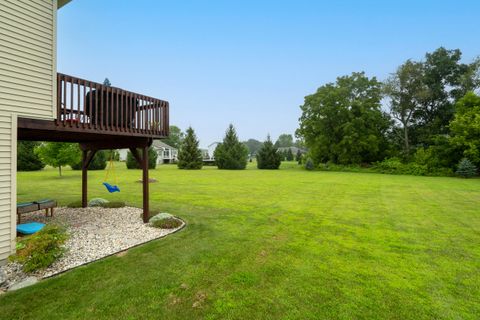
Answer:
[
  {"left": 214, "top": 124, "right": 248, "bottom": 170},
  {"left": 286, "top": 148, "right": 294, "bottom": 161},
  {"left": 103, "top": 78, "right": 111, "bottom": 87},
  {"left": 257, "top": 135, "right": 282, "bottom": 169},
  {"left": 296, "top": 149, "right": 303, "bottom": 164},
  {"left": 456, "top": 158, "right": 477, "bottom": 178},
  {"left": 177, "top": 127, "right": 203, "bottom": 169},
  {"left": 17, "top": 141, "right": 45, "bottom": 171}
]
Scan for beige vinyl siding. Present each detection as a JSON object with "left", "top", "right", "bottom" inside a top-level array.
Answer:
[
  {"left": 0, "top": 0, "right": 57, "bottom": 120},
  {"left": 0, "top": 112, "right": 16, "bottom": 262}
]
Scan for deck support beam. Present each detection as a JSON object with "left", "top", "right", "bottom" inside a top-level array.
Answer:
[
  {"left": 81, "top": 149, "right": 97, "bottom": 208},
  {"left": 142, "top": 146, "right": 149, "bottom": 223}
]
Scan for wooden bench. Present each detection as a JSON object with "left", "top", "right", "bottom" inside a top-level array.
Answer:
[{"left": 16, "top": 199, "right": 57, "bottom": 224}]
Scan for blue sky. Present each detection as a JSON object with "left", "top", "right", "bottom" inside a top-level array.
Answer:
[{"left": 57, "top": 0, "right": 480, "bottom": 147}]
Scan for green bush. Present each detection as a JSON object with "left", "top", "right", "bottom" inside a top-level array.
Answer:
[
  {"left": 99, "top": 201, "right": 126, "bottom": 208},
  {"left": 71, "top": 150, "right": 107, "bottom": 170},
  {"left": 17, "top": 141, "right": 45, "bottom": 171},
  {"left": 126, "top": 147, "right": 157, "bottom": 169},
  {"left": 88, "top": 198, "right": 109, "bottom": 207},
  {"left": 305, "top": 158, "right": 314, "bottom": 171},
  {"left": 11, "top": 225, "right": 68, "bottom": 273},
  {"left": 151, "top": 217, "right": 182, "bottom": 229},
  {"left": 456, "top": 158, "right": 477, "bottom": 178},
  {"left": 374, "top": 157, "right": 453, "bottom": 176}
]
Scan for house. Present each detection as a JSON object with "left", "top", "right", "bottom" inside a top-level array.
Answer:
[
  {"left": 151, "top": 140, "right": 178, "bottom": 164},
  {"left": 118, "top": 141, "right": 178, "bottom": 164},
  {"left": 0, "top": 0, "right": 170, "bottom": 263}
]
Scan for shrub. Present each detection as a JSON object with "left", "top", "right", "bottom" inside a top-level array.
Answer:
[
  {"left": 88, "top": 198, "right": 109, "bottom": 207},
  {"left": 149, "top": 212, "right": 182, "bottom": 229},
  {"left": 305, "top": 157, "right": 314, "bottom": 170},
  {"left": 214, "top": 124, "right": 249, "bottom": 170},
  {"left": 256, "top": 136, "right": 282, "bottom": 169},
  {"left": 71, "top": 150, "right": 107, "bottom": 170},
  {"left": 456, "top": 158, "right": 477, "bottom": 178},
  {"left": 126, "top": 147, "right": 157, "bottom": 169},
  {"left": 99, "top": 201, "right": 126, "bottom": 208},
  {"left": 151, "top": 217, "right": 182, "bottom": 229},
  {"left": 11, "top": 225, "right": 68, "bottom": 272},
  {"left": 17, "top": 141, "right": 45, "bottom": 171}
]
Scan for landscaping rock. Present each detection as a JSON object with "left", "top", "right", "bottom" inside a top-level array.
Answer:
[
  {"left": 0, "top": 267, "right": 6, "bottom": 286},
  {"left": 8, "top": 276, "right": 38, "bottom": 291}
]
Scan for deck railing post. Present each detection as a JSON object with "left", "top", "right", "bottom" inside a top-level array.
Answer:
[{"left": 82, "top": 150, "right": 88, "bottom": 208}]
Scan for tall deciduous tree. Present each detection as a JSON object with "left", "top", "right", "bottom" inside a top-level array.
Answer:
[
  {"left": 384, "top": 60, "right": 426, "bottom": 157},
  {"left": 243, "top": 139, "right": 263, "bottom": 156},
  {"left": 162, "top": 125, "right": 184, "bottom": 149},
  {"left": 35, "top": 142, "right": 80, "bottom": 176},
  {"left": 296, "top": 72, "right": 390, "bottom": 165},
  {"left": 214, "top": 124, "right": 248, "bottom": 170},
  {"left": 177, "top": 127, "right": 203, "bottom": 169},
  {"left": 256, "top": 136, "right": 282, "bottom": 169},
  {"left": 274, "top": 134, "right": 294, "bottom": 148},
  {"left": 449, "top": 92, "right": 480, "bottom": 166}
]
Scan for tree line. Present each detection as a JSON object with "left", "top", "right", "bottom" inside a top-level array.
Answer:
[{"left": 296, "top": 47, "right": 480, "bottom": 177}]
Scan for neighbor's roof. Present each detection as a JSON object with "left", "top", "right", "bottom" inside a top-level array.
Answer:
[
  {"left": 58, "top": 0, "right": 72, "bottom": 9},
  {"left": 152, "top": 140, "right": 177, "bottom": 150}
]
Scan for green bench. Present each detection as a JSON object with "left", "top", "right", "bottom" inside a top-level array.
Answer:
[{"left": 16, "top": 199, "right": 57, "bottom": 224}]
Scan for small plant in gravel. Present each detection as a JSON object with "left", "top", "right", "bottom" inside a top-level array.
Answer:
[
  {"left": 149, "top": 213, "right": 182, "bottom": 229},
  {"left": 88, "top": 198, "right": 109, "bottom": 207},
  {"left": 10, "top": 225, "right": 68, "bottom": 273}
]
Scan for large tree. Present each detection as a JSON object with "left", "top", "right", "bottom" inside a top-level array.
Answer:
[
  {"left": 17, "top": 141, "right": 45, "bottom": 171},
  {"left": 35, "top": 142, "right": 80, "bottom": 176},
  {"left": 274, "top": 134, "right": 294, "bottom": 148},
  {"left": 256, "top": 136, "right": 282, "bottom": 169},
  {"left": 243, "top": 138, "right": 263, "bottom": 156},
  {"left": 296, "top": 72, "right": 390, "bottom": 165},
  {"left": 177, "top": 127, "right": 203, "bottom": 169},
  {"left": 162, "top": 125, "right": 184, "bottom": 149},
  {"left": 416, "top": 47, "right": 480, "bottom": 143},
  {"left": 449, "top": 92, "right": 480, "bottom": 166},
  {"left": 214, "top": 124, "right": 248, "bottom": 169},
  {"left": 384, "top": 60, "right": 426, "bottom": 157}
]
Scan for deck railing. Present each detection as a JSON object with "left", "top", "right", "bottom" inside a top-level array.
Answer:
[{"left": 56, "top": 73, "right": 169, "bottom": 137}]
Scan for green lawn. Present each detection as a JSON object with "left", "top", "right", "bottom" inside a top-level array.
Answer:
[{"left": 1, "top": 162, "right": 479, "bottom": 319}]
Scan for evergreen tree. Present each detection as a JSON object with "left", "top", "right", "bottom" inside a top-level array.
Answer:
[
  {"left": 17, "top": 141, "right": 45, "bottom": 171},
  {"left": 257, "top": 135, "right": 282, "bottom": 169},
  {"left": 103, "top": 78, "right": 111, "bottom": 87},
  {"left": 286, "top": 148, "right": 294, "bottom": 161},
  {"left": 456, "top": 158, "right": 477, "bottom": 178},
  {"left": 126, "top": 147, "right": 158, "bottom": 169},
  {"left": 214, "top": 124, "right": 248, "bottom": 170},
  {"left": 296, "top": 149, "right": 303, "bottom": 164},
  {"left": 177, "top": 127, "right": 203, "bottom": 169}
]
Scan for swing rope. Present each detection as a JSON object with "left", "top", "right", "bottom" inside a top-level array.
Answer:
[{"left": 104, "top": 155, "right": 117, "bottom": 185}]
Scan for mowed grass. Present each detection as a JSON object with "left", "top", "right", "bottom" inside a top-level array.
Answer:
[{"left": 1, "top": 162, "right": 479, "bottom": 319}]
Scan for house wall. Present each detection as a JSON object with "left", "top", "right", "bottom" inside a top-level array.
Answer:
[
  {"left": 0, "top": 112, "right": 16, "bottom": 262},
  {"left": 0, "top": 0, "right": 57, "bottom": 120}
]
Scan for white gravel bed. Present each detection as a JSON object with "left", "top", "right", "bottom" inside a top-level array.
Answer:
[{"left": 0, "top": 206, "right": 184, "bottom": 290}]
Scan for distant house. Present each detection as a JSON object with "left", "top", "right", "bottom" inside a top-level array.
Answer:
[
  {"left": 152, "top": 140, "right": 178, "bottom": 164},
  {"left": 277, "top": 146, "right": 306, "bottom": 155},
  {"left": 118, "top": 141, "right": 178, "bottom": 164}
]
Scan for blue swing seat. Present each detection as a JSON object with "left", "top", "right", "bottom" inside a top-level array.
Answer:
[
  {"left": 17, "top": 222, "right": 45, "bottom": 235},
  {"left": 103, "top": 182, "right": 120, "bottom": 193}
]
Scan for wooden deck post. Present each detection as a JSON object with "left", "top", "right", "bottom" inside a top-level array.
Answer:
[
  {"left": 82, "top": 150, "right": 88, "bottom": 208},
  {"left": 142, "top": 146, "right": 149, "bottom": 223}
]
